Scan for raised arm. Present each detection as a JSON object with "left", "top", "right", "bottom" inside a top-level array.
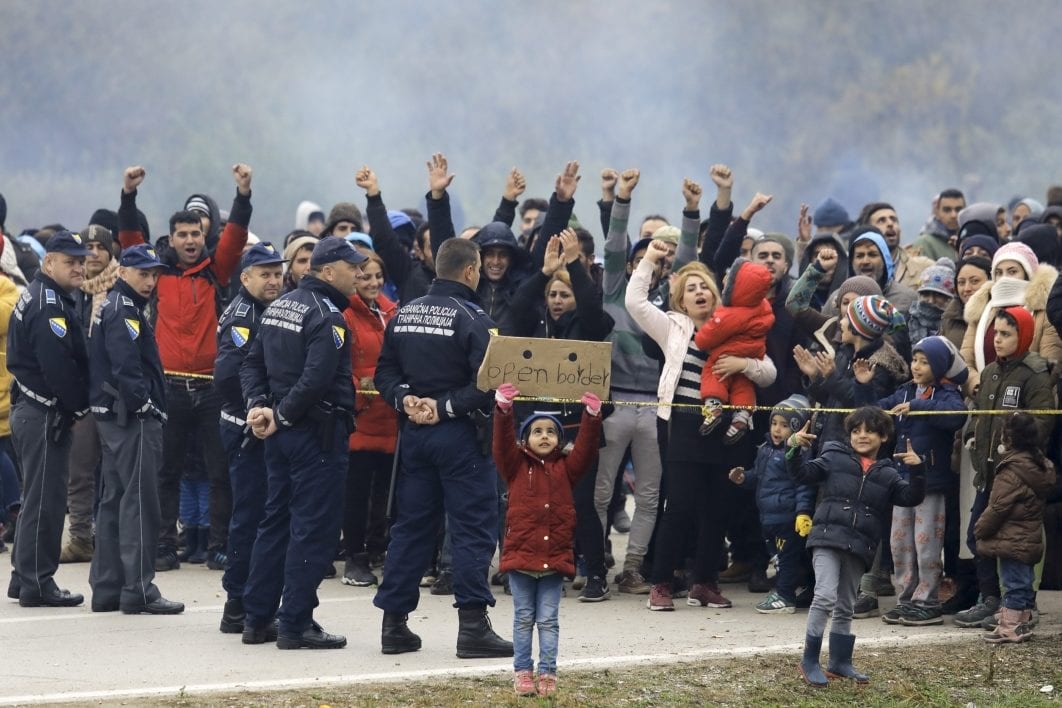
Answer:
[
  {"left": 357, "top": 165, "right": 411, "bottom": 289},
  {"left": 492, "top": 167, "right": 525, "bottom": 227},
  {"left": 673, "top": 178, "right": 702, "bottom": 271},
  {"left": 698, "top": 164, "right": 733, "bottom": 271},
  {"left": 426, "top": 153, "right": 456, "bottom": 260},
  {"left": 117, "top": 166, "right": 148, "bottom": 249},
  {"left": 713, "top": 191, "right": 772, "bottom": 281},
  {"left": 530, "top": 161, "right": 580, "bottom": 269},
  {"left": 603, "top": 169, "right": 639, "bottom": 301},
  {"left": 212, "top": 163, "right": 253, "bottom": 285}
]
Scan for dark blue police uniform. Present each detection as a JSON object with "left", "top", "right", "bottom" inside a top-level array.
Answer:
[
  {"left": 213, "top": 242, "right": 284, "bottom": 633},
  {"left": 88, "top": 244, "right": 182, "bottom": 614},
  {"left": 373, "top": 277, "right": 508, "bottom": 656},
  {"left": 6, "top": 231, "right": 90, "bottom": 607},
  {"left": 239, "top": 238, "right": 362, "bottom": 648}
]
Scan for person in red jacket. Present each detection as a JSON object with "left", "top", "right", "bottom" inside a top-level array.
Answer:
[
  {"left": 341, "top": 252, "right": 399, "bottom": 587},
  {"left": 492, "top": 383, "right": 602, "bottom": 698},
  {"left": 117, "top": 164, "right": 252, "bottom": 571},
  {"left": 694, "top": 258, "right": 775, "bottom": 443}
]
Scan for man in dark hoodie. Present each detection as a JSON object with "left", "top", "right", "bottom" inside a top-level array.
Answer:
[
  {"left": 185, "top": 193, "right": 222, "bottom": 253},
  {"left": 859, "top": 203, "right": 933, "bottom": 290}
]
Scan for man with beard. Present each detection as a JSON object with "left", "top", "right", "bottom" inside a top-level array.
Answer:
[
  {"left": 845, "top": 226, "right": 917, "bottom": 314},
  {"left": 859, "top": 202, "right": 933, "bottom": 290},
  {"left": 910, "top": 189, "right": 965, "bottom": 262}
]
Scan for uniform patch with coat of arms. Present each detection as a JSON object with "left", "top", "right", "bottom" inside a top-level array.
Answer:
[
  {"left": 125, "top": 318, "right": 140, "bottom": 340},
  {"left": 49, "top": 317, "right": 67, "bottom": 337},
  {"left": 332, "top": 325, "right": 345, "bottom": 349}
]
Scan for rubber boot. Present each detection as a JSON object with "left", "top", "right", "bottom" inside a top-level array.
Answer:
[
  {"left": 381, "top": 612, "right": 422, "bottom": 654},
  {"left": 220, "top": 598, "right": 245, "bottom": 634},
  {"left": 189, "top": 526, "right": 210, "bottom": 564},
  {"left": 456, "top": 607, "right": 514, "bottom": 659},
  {"left": 177, "top": 526, "right": 199, "bottom": 562},
  {"left": 799, "top": 634, "right": 828, "bottom": 688},
  {"left": 825, "top": 632, "right": 870, "bottom": 683}
]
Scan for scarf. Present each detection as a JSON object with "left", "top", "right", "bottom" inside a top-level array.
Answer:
[
  {"left": 80, "top": 259, "right": 120, "bottom": 334},
  {"left": 972, "top": 277, "right": 1028, "bottom": 372}
]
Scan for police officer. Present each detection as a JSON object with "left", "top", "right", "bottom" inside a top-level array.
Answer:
[
  {"left": 239, "top": 237, "right": 364, "bottom": 649},
  {"left": 6, "top": 231, "right": 91, "bottom": 607},
  {"left": 213, "top": 242, "right": 284, "bottom": 635},
  {"left": 88, "top": 244, "right": 183, "bottom": 614},
  {"left": 373, "top": 237, "right": 513, "bottom": 658}
]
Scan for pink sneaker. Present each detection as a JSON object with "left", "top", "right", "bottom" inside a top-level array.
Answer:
[
  {"left": 514, "top": 670, "right": 535, "bottom": 695},
  {"left": 688, "top": 583, "right": 733, "bottom": 608},
  {"left": 647, "top": 582, "right": 674, "bottom": 611},
  {"left": 537, "top": 673, "right": 557, "bottom": 696}
]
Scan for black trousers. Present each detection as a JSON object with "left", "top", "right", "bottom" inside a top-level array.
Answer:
[
  {"left": 650, "top": 458, "right": 728, "bottom": 585},
  {"left": 343, "top": 450, "right": 394, "bottom": 557}
]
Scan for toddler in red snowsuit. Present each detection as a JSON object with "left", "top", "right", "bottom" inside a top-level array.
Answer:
[{"left": 694, "top": 258, "right": 775, "bottom": 442}]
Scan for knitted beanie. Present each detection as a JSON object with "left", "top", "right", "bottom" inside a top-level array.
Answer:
[
  {"left": 846, "top": 294, "right": 899, "bottom": 340},
  {"left": 913, "top": 335, "right": 968, "bottom": 384},
  {"left": 771, "top": 393, "right": 811, "bottom": 433},
  {"left": 518, "top": 413, "right": 565, "bottom": 445},
  {"left": 813, "top": 197, "right": 849, "bottom": 228},
  {"left": 651, "top": 224, "right": 681, "bottom": 246},
  {"left": 759, "top": 232, "right": 796, "bottom": 267},
  {"left": 992, "top": 242, "right": 1038, "bottom": 280},
  {"left": 283, "top": 235, "right": 319, "bottom": 262},
  {"left": 835, "top": 275, "right": 882, "bottom": 305},
  {"left": 323, "top": 202, "right": 364, "bottom": 236},
  {"left": 80, "top": 224, "right": 115, "bottom": 255},
  {"left": 918, "top": 257, "right": 956, "bottom": 297},
  {"left": 958, "top": 234, "right": 999, "bottom": 260}
]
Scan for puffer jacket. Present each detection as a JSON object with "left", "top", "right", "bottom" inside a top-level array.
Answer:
[
  {"left": 493, "top": 406, "right": 602, "bottom": 577},
  {"left": 856, "top": 380, "right": 966, "bottom": 493},
  {"left": 740, "top": 434, "right": 817, "bottom": 526},
  {"left": 806, "top": 336, "right": 908, "bottom": 448},
  {"left": 788, "top": 440, "right": 926, "bottom": 569},
  {"left": 345, "top": 292, "right": 398, "bottom": 453},
  {"left": 975, "top": 450, "right": 1056, "bottom": 564},
  {"left": 694, "top": 258, "right": 774, "bottom": 361}
]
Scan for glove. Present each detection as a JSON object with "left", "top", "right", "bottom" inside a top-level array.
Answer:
[
  {"left": 495, "top": 383, "right": 519, "bottom": 412},
  {"left": 581, "top": 391, "right": 602, "bottom": 416},
  {"left": 795, "top": 514, "right": 813, "bottom": 537}
]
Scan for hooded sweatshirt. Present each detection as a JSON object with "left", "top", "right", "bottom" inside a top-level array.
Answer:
[
  {"left": 848, "top": 230, "right": 917, "bottom": 313},
  {"left": 796, "top": 232, "right": 850, "bottom": 310}
]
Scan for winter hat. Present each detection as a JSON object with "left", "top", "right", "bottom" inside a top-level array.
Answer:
[
  {"left": 518, "top": 413, "right": 565, "bottom": 445},
  {"left": 80, "top": 224, "right": 115, "bottom": 255},
  {"left": 323, "top": 202, "right": 363, "bottom": 236},
  {"left": 958, "top": 234, "right": 999, "bottom": 260},
  {"left": 913, "top": 336, "right": 968, "bottom": 385},
  {"left": 88, "top": 208, "right": 118, "bottom": 235},
  {"left": 835, "top": 275, "right": 882, "bottom": 305},
  {"left": 771, "top": 393, "right": 811, "bottom": 432},
  {"left": 918, "top": 258, "right": 956, "bottom": 297},
  {"left": 184, "top": 196, "right": 210, "bottom": 217},
  {"left": 651, "top": 224, "right": 681, "bottom": 246},
  {"left": 628, "top": 237, "right": 654, "bottom": 263},
  {"left": 1015, "top": 223, "right": 1059, "bottom": 267},
  {"left": 295, "top": 200, "right": 324, "bottom": 230},
  {"left": 388, "top": 210, "right": 416, "bottom": 249},
  {"left": 283, "top": 235, "right": 319, "bottom": 262},
  {"left": 759, "top": 232, "right": 796, "bottom": 267},
  {"left": 846, "top": 294, "right": 900, "bottom": 340},
  {"left": 1001, "top": 305, "right": 1035, "bottom": 358},
  {"left": 813, "top": 197, "right": 849, "bottom": 228},
  {"left": 345, "top": 232, "right": 374, "bottom": 251},
  {"left": 992, "top": 242, "right": 1038, "bottom": 280},
  {"left": 957, "top": 202, "right": 999, "bottom": 239}
]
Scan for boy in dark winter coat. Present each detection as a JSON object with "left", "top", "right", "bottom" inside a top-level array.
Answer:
[
  {"left": 728, "top": 394, "right": 816, "bottom": 614},
  {"left": 955, "top": 306, "right": 1057, "bottom": 629},
  {"left": 493, "top": 383, "right": 603, "bottom": 697},
  {"left": 856, "top": 336, "right": 968, "bottom": 626},
  {"left": 695, "top": 258, "right": 775, "bottom": 442},
  {"left": 787, "top": 406, "right": 926, "bottom": 687},
  {"left": 975, "top": 413, "right": 1056, "bottom": 643}
]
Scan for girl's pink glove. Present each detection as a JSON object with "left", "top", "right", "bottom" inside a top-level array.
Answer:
[
  {"left": 495, "top": 383, "right": 520, "bottom": 411},
  {"left": 581, "top": 392, "right": 602, "bottom": 416}
]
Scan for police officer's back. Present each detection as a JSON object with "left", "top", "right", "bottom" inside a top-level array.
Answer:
[{"left": 373, "top": 237, "right": 512, "bottom": 659}]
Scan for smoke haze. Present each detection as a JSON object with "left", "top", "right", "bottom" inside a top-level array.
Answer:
[{"left": 2, "top": 0, "right": 1060, "bottom": 246}]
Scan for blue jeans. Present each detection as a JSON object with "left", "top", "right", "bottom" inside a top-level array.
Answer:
[
  {"left": 999, "top": 558, "right": 1035, "bottom": 610},
  {"left": 179, "top": 478, "right": 210, "bottom": 527},
  {"left": 508, "top": 571, "right": 563, "bottom": 674}
]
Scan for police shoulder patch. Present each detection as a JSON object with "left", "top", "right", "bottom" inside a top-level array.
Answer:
[
  {"left": 125, "top": 318, "right": 140, "bottom": 340},
  {"left": 121, "top": 296, "right": 135, "bottom": 308},
  {"left": 235, "top": 303, "right": 250, "bottom": 318},
  {"left": 231, "top": 326, "right": 250, "bottom": 348},
  {"left": 45, "top": 288, "right": 57, "bottom": 305},
  {"left": 49, "top": 317, "right": 67, "bottom": 338},
  {"left": 326, "top": 299, "right": 340, "bottom": 313},
  {"left": 332, "top": 325, "right": 346, "bottom": 349}
]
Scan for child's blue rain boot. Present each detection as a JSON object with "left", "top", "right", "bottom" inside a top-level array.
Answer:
[
  {"left": 800, "top": 633, "right": 828, "bottom": 687},
  {"left": 825, "top": 632, "right": 869, "bottom": 684}
]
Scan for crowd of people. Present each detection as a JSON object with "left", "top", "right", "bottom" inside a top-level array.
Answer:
[{"left": 1, "top": 157, "right": 1061, "bottom": 696}]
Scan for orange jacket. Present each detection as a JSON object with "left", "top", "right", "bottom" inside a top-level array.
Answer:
[{"left": 345, "top": 292, "right": 398, "bottom": 453}]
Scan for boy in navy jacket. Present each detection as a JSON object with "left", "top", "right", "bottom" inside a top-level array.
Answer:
[
  {"left": 728, "top": 394, "right": 816, "bottom": 614},
  {"left": 855, "top": 336, "right": 967, "bottom": 627}
]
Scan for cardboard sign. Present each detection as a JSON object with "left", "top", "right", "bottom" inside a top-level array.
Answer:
[{"left": 477, "top": 336, "right": 613, "bottom": 400}]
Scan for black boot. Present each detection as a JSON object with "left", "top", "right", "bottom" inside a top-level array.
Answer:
[
  {"left": 456, "top": 607, "right": 514, "bottom": 659},
  {"left": 177, "top": 526, "right": 199, "bottom": 562},
  {"left": 189, "top": 527, "right": 210, "bottom": 564},
  {"left": 824, "top": 632, "right": 869, "bottom": 683},
  {"left": 799, "top": 633, "right": 828, "bottom": 687},
  {"left": 381, "top": 612, "right": 422, "bottom": 654},
  {"left": 220, "top": 598, "right": 245, "bottom": 634}
]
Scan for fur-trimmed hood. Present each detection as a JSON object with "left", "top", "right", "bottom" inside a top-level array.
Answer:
[
  {"left": 964, "top": 264, "right": 1058, "bottom": 325},
  {"left": 866, "top": 338, "right": 909, "bottom": 383}
]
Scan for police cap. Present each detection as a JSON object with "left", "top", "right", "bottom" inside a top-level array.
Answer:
[
  {"left": 241, "top": 241, "right": 285, "bottom": 270},
  {"left": 119, "top": 244, "right": 168, "bottom": 270},
  {"left": 45, "top": 230, "right": 90, "bottom": 257},
  {"left": 311, "top": 237, "right": 368, "bottom": 267}
]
